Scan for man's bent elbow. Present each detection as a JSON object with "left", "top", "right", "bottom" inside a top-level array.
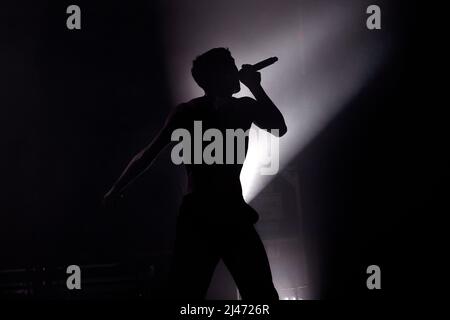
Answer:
[
  {"left": 270, "top": 123, "right": 287, "bottom": 137},
  {"left": 279, "top": 122, "right": 287, "bottom": 137}
]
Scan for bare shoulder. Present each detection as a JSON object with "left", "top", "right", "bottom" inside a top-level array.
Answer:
[
  {"left": 237, "top": 96, "right": 257, "bottom": 105},
  {"left": 169, "top": 98, "right": 200, "bottom": 117},
  {"left": 179, "top": 97, "right": 207, "bottom": 113},
  {"left": 165, "top": 97, "right": 204, "bottom": 127},
  {"left": 163, "top": 102, "right": 188, "bottom": 128},
  {"left": 172, "top": 101, "right": 191, "bottom": 113}
]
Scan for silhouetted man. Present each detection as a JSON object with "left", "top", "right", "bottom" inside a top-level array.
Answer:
[{"left": 104, "top": 48, "right": 287, "bottom": 300}]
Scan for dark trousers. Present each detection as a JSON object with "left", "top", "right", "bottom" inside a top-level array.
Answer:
[{"left": 169, "top": 194, "right": 279, "bottom": 300}]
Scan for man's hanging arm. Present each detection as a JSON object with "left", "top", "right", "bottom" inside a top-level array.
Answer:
[{"left": 103, "top": 106, "right": 182, "bottom": 200}]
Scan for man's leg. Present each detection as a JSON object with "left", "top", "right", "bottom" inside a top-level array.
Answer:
[
  {"left": 169, "top": 216, "right": 220, "bottom": 299},
  {"left": 221, "top": 222, "right": 279, "bottom": 300}
]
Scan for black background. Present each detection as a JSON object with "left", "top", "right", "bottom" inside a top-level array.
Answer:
[{"left": 0, "top": 0, "right": 447, "bottom": 300}]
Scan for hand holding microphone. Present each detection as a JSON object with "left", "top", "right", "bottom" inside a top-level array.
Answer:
[{"left": 239, "top": 57, "right": 278, "bottom": 89}]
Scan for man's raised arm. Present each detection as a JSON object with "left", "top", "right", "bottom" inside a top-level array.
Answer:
[{"left": 239, "top": 64, "right": 287, "bottom": 137}]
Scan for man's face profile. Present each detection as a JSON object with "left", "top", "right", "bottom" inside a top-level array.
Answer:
[
  {"left": 209, "top": 56, "right": 240, "bottom": 97},
  {"left": 192, "top": 48, "right": 241, "bottom": 97}
]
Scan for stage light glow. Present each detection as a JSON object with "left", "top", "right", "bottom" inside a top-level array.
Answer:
[
  {"left": 160, "top": 0, "right": 389, "bottom": 299},
  {"left": 160, "top": 0, "right": 387, "bottom": 202}
]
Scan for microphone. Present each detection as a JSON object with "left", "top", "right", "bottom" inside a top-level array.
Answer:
[{"left": 251, "top": 57, "right": 278, "bottom": 71}]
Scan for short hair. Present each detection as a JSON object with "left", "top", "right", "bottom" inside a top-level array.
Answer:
[{"left": 191, "top": 47, "right": 232, "bottom": 91}]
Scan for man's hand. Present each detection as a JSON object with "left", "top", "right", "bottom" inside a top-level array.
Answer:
[{"left": 239, "top": 64, "right": 261, "bottom": 90}]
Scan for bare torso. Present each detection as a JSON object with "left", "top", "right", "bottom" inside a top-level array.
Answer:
[{"left": 173, "top": 95, "right": 255, "bottom": 198}]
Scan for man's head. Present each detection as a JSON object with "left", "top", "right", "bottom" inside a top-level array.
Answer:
[{"left": 191, "top": 48, "right": 241, "bottom": 97}]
